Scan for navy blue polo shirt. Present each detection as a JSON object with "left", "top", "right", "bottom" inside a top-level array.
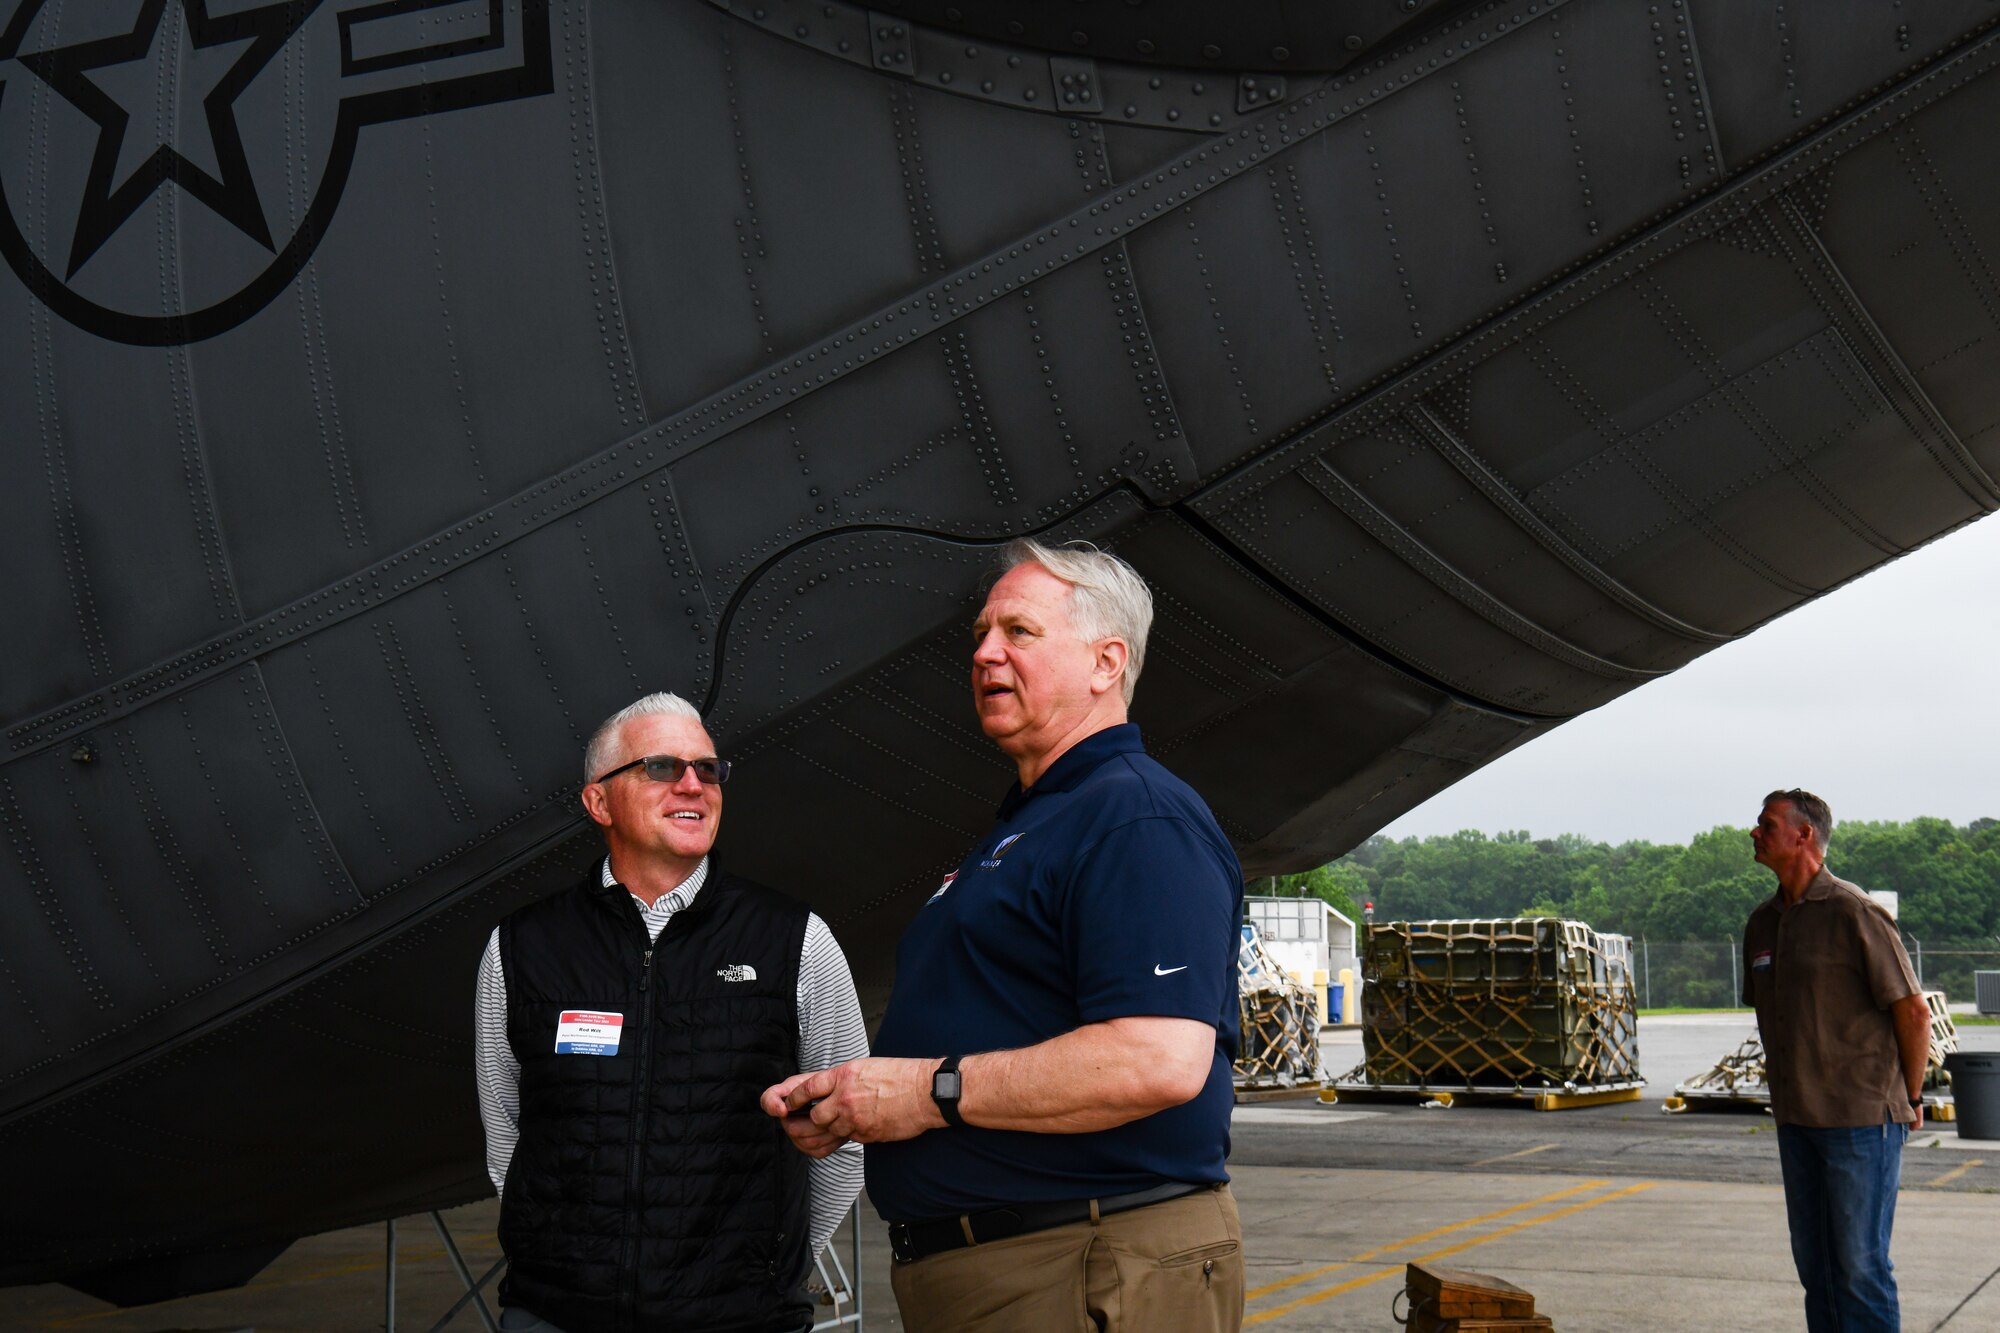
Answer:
[{"left": 866, "top": 723, "right": 1243, "bottom": 1222}]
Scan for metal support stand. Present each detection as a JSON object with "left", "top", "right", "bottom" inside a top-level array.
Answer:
[
  {"left": 382, "top": 1211, "right": 505, "bottom": 1333},
  {"left": 386, "top": 1217, "right": 397, "bottom": 1333},
  {"left": 384, "top": 1202, "right": 861, "bottom": 1331},
  {"left": 428, "top": 1211, "right": 504, "bottom": 1333},
  {"left": 811, "top": 1199, "right": 866, "bottom": 1330}
]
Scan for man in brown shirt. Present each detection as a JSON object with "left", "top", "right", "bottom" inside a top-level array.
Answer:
[{"left": 1742, "top": 789, "right": 1931, "bottom": 1333}]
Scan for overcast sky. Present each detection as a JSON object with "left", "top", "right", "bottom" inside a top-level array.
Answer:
[{"left": 1374, "top": 513, "right": 2000, "bottom": 847}]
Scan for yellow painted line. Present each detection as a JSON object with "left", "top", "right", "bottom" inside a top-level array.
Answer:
[
  {"left": 1245, "top": 1181, "right": 1659, "bottom": 1326},
  {"left": 1471, "top": 1143, "right": 1559, "bottom": 1167},
  {"left": 1919, "top": 1159, "right": 1984, "bottom": 1188},
  {"left": 1405, "top": 1181, "right": 1659, "bottom": 1266},
  {"left": 1244, "top": 1179, "right": 1610, "bottom": 1303}
]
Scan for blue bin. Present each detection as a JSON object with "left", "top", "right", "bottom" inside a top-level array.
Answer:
[{"left": 1327, "top": 983, "right": 1345, "bottom": 1025}]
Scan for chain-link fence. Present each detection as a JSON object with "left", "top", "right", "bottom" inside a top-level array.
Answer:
[
  {"left": 1634, "top": 940, "right": 1743, "bottom": 1009},
  {"left": 1631, "top": 938, "right": 2000, "bottom": 1009},
  {"left": 1903, "top": 939, "right": 2000, "bottom": 1005}
]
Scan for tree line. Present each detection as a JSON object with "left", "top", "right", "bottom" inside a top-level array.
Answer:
[{"left": 1271, "top": 816, "right": 2000, "bottom": 946}]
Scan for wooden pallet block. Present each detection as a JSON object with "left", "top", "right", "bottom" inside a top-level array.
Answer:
[
  {"left": 1405, "top": 1263, "right": 1551, "bottom": 1332},
  {"left": 1414, "top": 1269, "right": 1535, "bottom": 1316}
]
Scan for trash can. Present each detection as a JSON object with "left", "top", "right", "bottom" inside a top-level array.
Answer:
[
  {"left": 1327, "top": 984, "right": 1345, "bottom": 1026},
  {"left": 1944, "top": 1052, "right": 2000, "bottom": 1140}
]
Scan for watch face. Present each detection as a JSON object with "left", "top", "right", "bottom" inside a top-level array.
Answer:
[{"left": 936, "top": 1070, "right": 961, "bottom": 1100}]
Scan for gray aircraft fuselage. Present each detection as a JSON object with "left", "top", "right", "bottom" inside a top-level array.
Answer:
[{"left": 3, "top": 0, "right": 1997, "bottom": 1305}]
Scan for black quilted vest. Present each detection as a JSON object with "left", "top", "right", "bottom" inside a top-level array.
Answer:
[{"left": 497, "top": 867, "right": 812, "bottom": 1333}]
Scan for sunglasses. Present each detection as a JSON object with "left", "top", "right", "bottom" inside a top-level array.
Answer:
[{"left": 594, "top": 754, "right": 732, "bottom": 786}]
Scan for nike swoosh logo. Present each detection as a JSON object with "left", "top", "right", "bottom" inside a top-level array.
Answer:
[{"left": 1154, "top": 964, "right": 1188, "bottom": 976}]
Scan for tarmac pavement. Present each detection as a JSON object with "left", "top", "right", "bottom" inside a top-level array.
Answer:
[
  {"left": 3, "top": 1016, "right": 1996, "bottom": 1331},
  {"left": 1229, "top": 1166, "right": 2000, "bottom": 1331}
]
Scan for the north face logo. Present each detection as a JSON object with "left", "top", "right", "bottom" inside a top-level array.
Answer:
[
  {"left": 715, "top": 964, "right": 757, "bottom": 983},
  {"left": 0, "top": 0, "right": 553, "bottom": 345}
]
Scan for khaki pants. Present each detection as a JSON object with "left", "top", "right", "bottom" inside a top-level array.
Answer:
[{"left": 890, "top": 1183, "right": 1244, "bottom": 1333}]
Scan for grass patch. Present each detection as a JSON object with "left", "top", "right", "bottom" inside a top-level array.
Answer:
[
  {"left": 1636, "top": 1006, "right": 1753, "bottom": 1016},
  {"left": 1634, "top": 1007, "right": 2000, "bottom": 1025}
]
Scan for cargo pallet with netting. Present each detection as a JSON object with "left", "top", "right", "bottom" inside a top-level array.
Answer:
[
  {"left": 1234, "top": 924, "right": 1323, "bottom": 1100},
  {"left": 1664, "top": 990, "right": 1960, "bottom": 1121},
  {"left": 1331, "top": 919, "right": 1644, "bottom": 1111}
]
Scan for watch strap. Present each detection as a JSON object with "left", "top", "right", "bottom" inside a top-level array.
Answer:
[{"left": 933, "top": 1054, "right": 966, "bottom": 1129}]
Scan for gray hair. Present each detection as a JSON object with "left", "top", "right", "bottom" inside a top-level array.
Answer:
[
  {"left": 999, "top": 538, "right": 1153, "bottom": 704},
  {"left": 584, "top": 692, "right": 704, "bottom": 786},
  {"left": 1764, "top": 788, "right": 1833, "bottom": 852}
]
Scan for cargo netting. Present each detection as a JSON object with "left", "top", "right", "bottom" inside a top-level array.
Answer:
[
  {"left": 1338, "top": 918, "right": 1641, "bottom": 1094},
  {"left": 1235, "top": 924, "right": 1321, "bottom": 1087}
]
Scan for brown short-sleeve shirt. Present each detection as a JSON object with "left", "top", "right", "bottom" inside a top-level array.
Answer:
[{"left": 1741, "top": 868, "right": 1921, "bottom": 1128}]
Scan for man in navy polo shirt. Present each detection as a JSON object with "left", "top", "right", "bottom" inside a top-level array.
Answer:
[{"left": 761, "top": 538, "right": 1245, "bottom": 1332}]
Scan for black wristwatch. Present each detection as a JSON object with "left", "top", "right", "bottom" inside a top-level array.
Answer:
[{"left": 932, "top": 1055, "right": 966, "bottom": 1129}]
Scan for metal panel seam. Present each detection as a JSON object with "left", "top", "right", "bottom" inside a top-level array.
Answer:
[
  {"left": 1770, "top": 198, "right": 2000, "bottom": 510},
  {"left": 1402, "top": 403, "right": 1732, "bottom": 644},
  {"left": 0, "top": 0, "right": 1576, "bottom": 761},
  {"left": 1297, "top": 458, "right": 1661, "bottom": 683},
  {"left": 1190, "top": 20, "right": 2000, "bottom": 511}
]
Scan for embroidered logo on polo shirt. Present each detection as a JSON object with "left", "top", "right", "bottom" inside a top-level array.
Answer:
[
  {"left": 927, "top": 871, "right": 957, "bottom": 905},
  {"left": 716, "top": 964, "right": 758, "bottom": 983},
  {"left": 980, "top": 832, "right": 1026, "bottom": 869}
]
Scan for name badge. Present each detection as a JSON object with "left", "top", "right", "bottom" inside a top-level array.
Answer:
[{"left": 555, "top": 1010, "right": 624, "bottom": 1055}]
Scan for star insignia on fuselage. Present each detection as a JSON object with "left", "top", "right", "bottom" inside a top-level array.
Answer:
[{"left": 14, "top": 0, "right": 318, "bottom": 278}]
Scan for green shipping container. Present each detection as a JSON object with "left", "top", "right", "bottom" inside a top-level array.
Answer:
[{"left": 1358, "top": 918, "right": 1640, "bottom": 1091}]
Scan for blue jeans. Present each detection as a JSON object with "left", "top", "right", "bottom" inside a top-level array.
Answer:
[{"left": 1776, "top": 1120, "right": 1906, "bottom": 1332}]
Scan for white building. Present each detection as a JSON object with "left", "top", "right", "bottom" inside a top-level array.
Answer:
[{"left": 1243, "top": 896, "right": 1359, "bottom": 1022}]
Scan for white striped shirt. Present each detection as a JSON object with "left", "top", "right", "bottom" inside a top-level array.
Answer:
[{"left": 474, "top": 856, "right": 867, "bottom": 1261}]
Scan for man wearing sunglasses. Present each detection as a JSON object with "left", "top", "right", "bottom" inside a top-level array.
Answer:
[
  {"left": 475, "top": 692, "right": 866, "bottom": 1333},
  {"left": 763, "top": 540, "right": 1245, "bottom": 1332}
]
